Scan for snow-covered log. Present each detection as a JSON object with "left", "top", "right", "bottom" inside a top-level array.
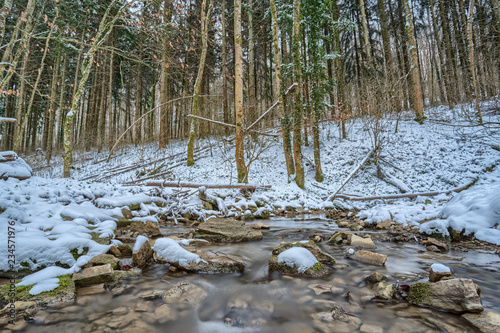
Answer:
[{"left": 145, "top": 181, "right": 271, "bottom": 190}]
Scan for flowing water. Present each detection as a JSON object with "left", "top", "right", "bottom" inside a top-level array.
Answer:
[{"left": 15, "top": 216, "right": 500, "bottom": 332}]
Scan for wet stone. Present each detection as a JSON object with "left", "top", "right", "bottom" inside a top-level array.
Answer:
[
  {"left": 162, "top": 281, "right": 208, "bottom": 305},
  {"left": 73, "top": 264, "right": 114, "bottom": 287},
  {"left": 89, "top": 254, "right": 120, "bottom": 270},
  {"left": 194, "top": 218, "right": 263, "bottom": 242},
  {"left": 347, "top": 250, "right": 387, "bottom": 266},
  {"left": 462, "top": 311, "right": 500, "bottom": 333}
]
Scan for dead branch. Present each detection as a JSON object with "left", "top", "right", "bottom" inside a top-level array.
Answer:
[
  {"left": 333, "top": 180, "right": 476, "bottom": 201},
  {"left": 328, "top": 149, "right": 374, "bottom": 200},
  {"left": 187, "top": 115, "right": 279, "bottom": 137},
  {"left": 0, "top": 117, "right": 16, "bottom": 124},
  {"left": 246, "top": 83, "right": 298, "bottom": 131},
  {"left": 145, "top": 181, "right": 272, "bottom": 190}
]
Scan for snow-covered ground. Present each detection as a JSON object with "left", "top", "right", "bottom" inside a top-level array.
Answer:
[{"left": 1, "top": 100, "right": 499, "bottom": 294}]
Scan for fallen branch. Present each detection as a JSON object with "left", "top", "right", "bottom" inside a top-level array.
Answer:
[
  {"left": 246, "top": 83, "right": 298, "bottom": 131},
  {"left": 333, "top": 180, "right": 476, "bottom": 201},
  {"left": 145, "top": 181, "right": 272, "bottom": 190},
  {"left": 187, "top": 115, "right": 279, "bottom": 137},
  {"left": 328, "top": 149, "right": 374, "bottom": 201},
  {"left": 0, "top": 117, "right": 16, "bottom": 124}
]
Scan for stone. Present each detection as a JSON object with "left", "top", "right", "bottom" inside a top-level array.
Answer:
[
  {"left": 425, "top": 238, "right": 449, "bottom": 252},
  {"left": 462, "top": 311, "right": 500, "bottom": 333},
  {"left": 309, "top": 284, "right": 337, "bottom": 295},
  {"left": 0, "top": 301, "right": 36, "bottom": 316},
  {"left": 347, "top": 250, "right": 387, "bottom": 266},
  {"left": 194, "top": 218, "right": 263, "bottom": 242},
  {"left": 376, "top": 219, "right": 392, "bottom": 230},
  {"left": 350, "top": 234, "right": 376, "bottom": 249},
  {"left": 429, "top": 265, "right": 452, "bottom": 282},
  {"left": 337, "top": 221, "right": 349, "bottom": 228},
  {"left": 153, "top": 304, "right": 178, "bottom": 323},
  {"left": 272, "top": 240, "right": 335, "bottom": 264},
  {"left": 327, "top": 231, "right": 352, "bottom": 245},
  {"left": 153, "top": 242, "right": 246, "bottom": 274},
  {"left": 73, "top": 264, "right": 114, "bottom": 286},
  {"left": 140, "top": 290, "right": 165, "bottom": 300},
  {"left": 89, "top": 254, "right": 120, "bottom": 270},
  {"left": 117, "top": 244, "right": 132, "bottom": 257},
  {"left": 132, "top": 240, "right": 153, "bottom": 269},
  {"left": 112, "top": 268, "right": 141, "bottom": 280},
  {"left": 110, "top": 284, "right": 132, "bottom": 296},
  {"left": 108, "top": 246, "right": 122, "bottom": 257},
  {"left": 121, "top": 208, "right": 134, "bottom": 219},
  {"left": 162, "top": 281, "right": 208, "bottom": 305},
  {"left": 77, "top": 284, "right": 106, "bottom": 296},
  {"left": 250, "top": 222, "right": 270, "bottom": 230},
  {"left": 268, "top": 255, "right": 331, "bottom": 278},
  {"left": 408, "top": 278, "right": 483, "bottom": 313},
  {"left": 111, "top": 306, "right": 129, "bottom": 316},
  {"left": 363, "top": 272, "right": 388, "bottom": 285},
  {"left": 373, "top": 281, "right": 395, "bottom": 300},
  {"left": 123, "top": 221, "right": 163, "bottom": 239}
]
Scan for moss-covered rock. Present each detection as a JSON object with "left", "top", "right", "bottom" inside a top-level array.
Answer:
[
  {"left": 268, "top": 255, "right": 330, "bottom": 278},
  {"left": 0, "top": 274, "right": 75, "bottom": 305},
  {"left": 72, "top": 264, "right": 114, "bottom": 287}
]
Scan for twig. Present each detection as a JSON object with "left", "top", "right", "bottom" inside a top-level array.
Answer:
[{"left": 145, "top": 181, "right": 272, "bottom": 190}]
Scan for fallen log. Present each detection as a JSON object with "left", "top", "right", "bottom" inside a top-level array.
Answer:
[
  {"left": 332, "top": 180, "right": 476, "bottom": 201},
  {"left": 327, "top": 149, "right": 374, "bottom": 201},
  {"left": 0, "top": 152, "right": 17, "bottom": 162},
  {"left": 145, "top": 181, "right": 272, "bottom": 190}
]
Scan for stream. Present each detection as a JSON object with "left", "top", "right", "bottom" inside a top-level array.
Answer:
[{"left": 19, "top": 215, "right": 500, "bottom": 332}]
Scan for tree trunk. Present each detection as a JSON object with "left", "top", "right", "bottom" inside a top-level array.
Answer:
[
  {"left": 187, "top": 0, "right": 213, "bottom": 166},
  {"left": 46, "top": 52, "right": 62, "bottom": 163},
  {"left": 234, "top": 0, "right": 248, "bottom": 183},
  {"left": 222, "top": 0, "right": 229, "bottom": 135},
  {"left": 359, "top": 0, "right": 372, "bottom": 67},
  {"left": 0, "top": 0, "right": 13, "bottom": 47},
  {"left": 248, "top": 0, "right": 257, "bottom": 138},
  {"left": 270, "top": 0, "right": 295, "bottom": 179},
  {"left": 402, "top": 0, "right": 424, "bottom": 120},
  {"left": 467, "top": 0, "right": 482, "bottom": 123},
  {"left": 159, "top": 1, "right": 170, "bottom": 148},
  {"left": 292, "top": 0, "right": 305, "bottom": 189}
]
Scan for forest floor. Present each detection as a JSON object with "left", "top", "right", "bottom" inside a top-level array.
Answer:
[{"left": 1, "top": 100, "right": 500, "bottom": 331}]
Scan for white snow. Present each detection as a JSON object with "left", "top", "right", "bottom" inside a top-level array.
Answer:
[
  {"left": 277, "top": 247, "right": 318, "bottom": 273},
  {"left": 0, "top": 152, "right": 32, "bottom": 178},
  {"left": 431, "top": 263, "right": 451, "bottom": 274},
  {"left": 152, "top": 238, "right": 205, "bottom": 265},
  {"left": 133, "top": 235, "right": 149, "bottom": 252}
]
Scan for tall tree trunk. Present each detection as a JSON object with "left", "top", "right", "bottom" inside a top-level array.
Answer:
[
  {"left": 234, "top": 0, "right": 248, "bottom": 183},
  {"left": 402, "top": 0, "right": 424, "bottom": 120},
  {"left": 248, "top": 0, "right": 257, "bottom": 138},
  {"left": 135, "top": 45, "right": 143, "bottom": 146},
  {"left": 108, "top": 48, "right": 114, "bottom": 149},
  {"left": 187, "top": 0, "right": 213, "bottom": 166},
  {"left": 270, "top": 0, "right": 295, "bottom": 179},
  {"left": 159, "top": 1, "right": 170, "bottom": 148},
  {"left": 46, "top": 52, "right": 62, "bottom": 163},
  {"left": 359, "top": 0, "right": 372, "bottom": 67},
  {"left": 292, "top": 0, "right": 305, "bottom": 189},
  {"left": 467, "top": 0, "right": 482, "bottom": 123},
  {"left": 222, "top": 0, "right": 229, "bottom": 135},
  {"left": 332, "top": 0, "right": 346, "bottom": 139}
]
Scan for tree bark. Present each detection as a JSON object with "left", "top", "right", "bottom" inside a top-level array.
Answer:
[
  {"left": 292, "top": 0, "right": 305, "bottom": 189},
  {"left": 248, "top": 0, "right": 257, "bottom": 138},
  {"left": 467, "top": 0, "right": 482, "bottom": 123},
  {"left": 187, "top": 0, "right": 213, "bottom": 166},
  {"left": 0, "top": 0, "right": 13, "bottom": 47},
  {"left": 402, "top": 0, "right": 424, "bottom": 120},
  {"left": 234, "top": 0, "right": 248, "bottom": 183}
]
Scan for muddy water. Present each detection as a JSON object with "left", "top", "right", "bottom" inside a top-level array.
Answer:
[{"left": 24, "top": 216, "right": 500, "bottom": 332}]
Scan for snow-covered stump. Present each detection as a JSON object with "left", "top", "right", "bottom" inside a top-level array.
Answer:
[{"left": 0, "top": 151, "right": 32, "bottom": 180}]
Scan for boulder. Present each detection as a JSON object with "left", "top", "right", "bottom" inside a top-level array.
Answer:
[
  {"left": 73, "top": 264, "right": 114, "bottom": 286},
  {"left": 120, "top": 221, "right": 163, "bottom": 239},
  {"left": 429, "top": 263, "right": 452, "bottom": 282},
  {"left": 162, "top": 281, "right": 208, "bottom": 305},
  {"left": 272, "top": 240, "right": 335, "bottom": 264},
  {"left": 194, "top": 219, "right": 263, "bottom": 243},
  {"left": 108, "top": 246, "right": 122, "bottom": 257},
  {"left": 153, "top": 304, "right": 178, "bottom": 324},
  {"left": 425, "top": 238, "right": 449, "bottom": 253},
  {"left": 350, "top": 235, "right": 376, "bottom": 249},
  {"left": 328, "top": 231, "right": 351, "bottom": 245},
  {"left": 376, "top": 219, "right": 392, "bottom": 230},
  {"left": 347, "top": 250, "right": 387, "bottom": 266},
  {"left": 462, "top": 311, "right": 500, "bottom": 333},
  {"left": 132, "top": 241, "right": 153, "bottom": 269},
  {"left": 408, "top": 278, "right": 483, "bottom": 313},
  {"left": 89, "top": 254, "right": 120, "bottom": 270}
]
